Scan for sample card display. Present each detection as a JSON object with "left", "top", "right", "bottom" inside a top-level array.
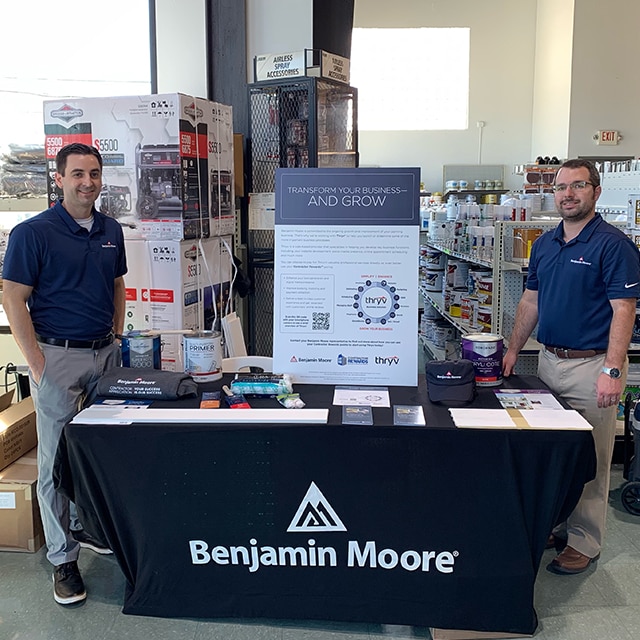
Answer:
[{"left": 273, "top": 168, "right": 420, "bottom": 385}]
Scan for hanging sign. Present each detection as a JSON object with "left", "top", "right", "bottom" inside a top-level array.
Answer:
[
  {"left": 273, "top": 167, "right": 420, "bottom": 386},
  {"left": 254, "top": 51, "right": 306, "bottom": 82}
]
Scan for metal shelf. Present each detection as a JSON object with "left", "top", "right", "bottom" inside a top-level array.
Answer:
[
  {"left": 443, "top": 189, "right": 508, "bottom": 200},
  {"left": 419, "top": 287, "right": 473, "bottom": 336},
  {"left": 419, "top": 334, "right": 446, "bottom": 360},
  {"left": 424, "top": 241, "right": 493, "bottom": 269}
]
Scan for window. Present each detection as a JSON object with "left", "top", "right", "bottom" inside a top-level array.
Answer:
[
  {"left": 0, "top": 0, "right": 151, "bottom": 149},
  {"left": 350, "top": 27, "right": 470, "bottom": 131}
]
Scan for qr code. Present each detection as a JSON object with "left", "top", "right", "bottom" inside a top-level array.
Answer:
[{"left": 312, "top": 312, "right": 331, "bottom": 331}]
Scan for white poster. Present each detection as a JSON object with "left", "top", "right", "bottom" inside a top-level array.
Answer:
[{"left": 273, "top": 168, "right": 420, "bottom": 386}]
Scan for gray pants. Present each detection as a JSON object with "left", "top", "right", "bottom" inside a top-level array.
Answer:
[
  {"left": 29, "top": 341, "right": 120, "bottom": 567},
  {"left": 538, "top": 349, "right": 625, "bottom": 558}
]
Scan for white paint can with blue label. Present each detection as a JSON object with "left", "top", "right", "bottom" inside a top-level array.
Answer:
[{"left": 183, "top": 331, "right": 223, "bottom": 382}]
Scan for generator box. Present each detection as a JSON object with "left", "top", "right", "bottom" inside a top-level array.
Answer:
[
  {"left": 123, "top": 236, "right": 233, "bottom": 370},
  {"left": 43, "top": 94, "right": 235, "bottom": 240}
]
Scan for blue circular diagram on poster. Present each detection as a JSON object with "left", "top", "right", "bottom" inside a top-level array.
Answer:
[{"left": 352, "top": 280, "right": 399, "bottom": 324}]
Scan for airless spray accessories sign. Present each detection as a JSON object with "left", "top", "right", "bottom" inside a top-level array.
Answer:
[
  {"left": 188, "top": 482, "right": 459, "bottom": 574},
  {"left": 255, "top": 51, "right": 306, "bottom": 81}
]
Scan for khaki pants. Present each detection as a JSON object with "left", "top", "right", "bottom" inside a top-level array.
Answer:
[{"left": 538, "top": 349, "right": 625, "bottom": 558}]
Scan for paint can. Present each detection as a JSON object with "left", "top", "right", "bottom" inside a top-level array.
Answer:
[
  {"left": 446, "top": 258, "right": 470, "bottom": 289},
  {"left": 183, "top": 331, "right": 223, "bottom": 382},
  {"left": 461, "top": 333, "right": 504, "bottom": 387},
  {"left": 424, "top": 247, "right": 446, "bottom": 268},
  {"left": 424, "top": 268, "right": 444, "bottom": 292},
  {"left": 121, "top": 330, "right": 161, "bottom": 369}
]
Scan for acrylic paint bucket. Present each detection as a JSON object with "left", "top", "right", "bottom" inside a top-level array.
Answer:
[
  {"left": 424, "top": 268, "right": 444, "bottom": 292},
  {"left": 461, "top": 333, "right": 504, "bottom": 386},
  {"left": 121, "top": 331, "right": 161, "bottom": 369},
  {"left": 183, "top": 331, "right": 223, "bottom": 382}
]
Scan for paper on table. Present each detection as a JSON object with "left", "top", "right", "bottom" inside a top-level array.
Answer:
[
  {"left": 494, "top": 389, "right": 564, "bottom": 410},
  {"left": 72, "top": 406, "right": 329, "bottom": 425},
  {"left": 333, "top": 386, "right": 390, "bottom": 408},
  {"left": 449, "top": 409, "right": 517, "bottom": 429},
  {"left": 521, "top": 409, "right": 593, "bottom": 430}
]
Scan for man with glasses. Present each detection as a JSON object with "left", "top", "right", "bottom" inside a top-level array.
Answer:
[{"left": 503, "top": 158, "right": 640, "bottom": 574}]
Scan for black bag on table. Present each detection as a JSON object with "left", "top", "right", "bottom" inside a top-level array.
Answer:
[{"left": 96, "top": 367, "right": 198, "bottom": 400}]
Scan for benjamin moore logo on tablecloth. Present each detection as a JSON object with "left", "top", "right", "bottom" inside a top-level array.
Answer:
[
  {"left": 287, "top": 482, "right": 347, "bottom": 532},
  {"left": 188, "top": 481, "right": 459, "bottom": 574}
]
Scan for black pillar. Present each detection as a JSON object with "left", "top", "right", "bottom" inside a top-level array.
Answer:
[
  {"left": 313, "top": 0, "right": 355, "bottom": 59},
  {"left": 206, "top": 0, "right": 248, "bottom": 138}
]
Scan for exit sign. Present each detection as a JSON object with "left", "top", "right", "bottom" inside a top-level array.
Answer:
[{"left": 597, "top": 130, "right": 619, "bottom": 145}]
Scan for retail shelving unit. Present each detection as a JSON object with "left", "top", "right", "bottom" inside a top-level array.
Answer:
[{"left": 420, "top": 219, "right": 557, "bottom": 374}]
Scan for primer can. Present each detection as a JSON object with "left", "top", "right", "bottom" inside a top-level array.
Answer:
[
  {"left": 461, "top": 333, "right": 503, "bottom": 386},
  {"left": 183, "top": 331, "right": 223, "bottom": 382},
  {"left": 121, "top": 331, "right": 161, "bottom": 369}
]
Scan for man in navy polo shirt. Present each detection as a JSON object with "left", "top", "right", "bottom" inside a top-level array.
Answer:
[
  {"left": 504, "top": 158, "right": 640, "bottom": 575},
  {"left": 2, "top": 143, "right": 127, "bottom": 604}
]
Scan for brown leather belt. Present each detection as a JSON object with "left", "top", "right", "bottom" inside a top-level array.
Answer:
[{"left": 544, "top": 346, "right": 606, "bottom": 359}]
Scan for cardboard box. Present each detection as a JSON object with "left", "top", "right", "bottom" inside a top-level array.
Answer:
[
  {"left": 0, "top": 447, "right": 44, "bottom": 552},
  {"left": 0, "top": 390, "right": 37, "bottom": 472},
  {"left": 43, "top": 94, "right": 235, "bottom": 240},
  {"left": 198, "top": 98, "right": 236, "bottom": 237},
  {"left": 123, "top": 236, "right": 233, "bottom": 369}
]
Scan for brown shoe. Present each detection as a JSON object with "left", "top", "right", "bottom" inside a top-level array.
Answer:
[{"left": 547, "top": 545, "right": 599, "bottom": 575}]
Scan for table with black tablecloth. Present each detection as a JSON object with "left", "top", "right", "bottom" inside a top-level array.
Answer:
[{"left": 53, "top": 374, "right": 595, "bottom": 634}]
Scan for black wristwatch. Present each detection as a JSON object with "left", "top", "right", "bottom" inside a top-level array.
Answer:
[{"left": 602, "top": 366, "right": 621, "bottom": 379}]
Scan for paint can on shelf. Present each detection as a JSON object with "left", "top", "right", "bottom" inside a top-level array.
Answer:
[
  {"left": 183, "top": 331, "right": 223, "bottom": 382},
  {"left": 461, "top": 333, "right": 504, "bottom": 386},
  {"left": 120, "top": 330, "right": 161, "bottom": 369},
  {"left": 424, "top": 268, "right": 444, "bottom": 292},
  {"left": 424, "top": 247, "right": 446, "bottom": 268},
  {"left": 446, "top": 258, "right": 470, "bottom": 289}
]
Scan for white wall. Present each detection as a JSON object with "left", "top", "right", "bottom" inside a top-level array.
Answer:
[
  {"left": 155, "top": 0, "right": 208, "bottom": 96},
  {"left": 568, "top": 0, "right": 640, "bottom": 158},
  {"left": 353, "top": 0, "right": 538, "bottom": 192},
  {"left": 531, "top": 0, "right": 574, "bottom": 159},
  {"left": 0, "top": 335, "right": 26, "bottom": 367},
  {"left": 245, "top": 0, "right": 313, "bottom": 82}
]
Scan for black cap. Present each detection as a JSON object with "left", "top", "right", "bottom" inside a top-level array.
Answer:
[{"left": 426, "top": 359, "right": 476, "bottom": 404}]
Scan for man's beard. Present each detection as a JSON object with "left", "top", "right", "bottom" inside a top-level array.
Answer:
[{"left": 557, "top": 197, "right": 594, "bottom": 223}]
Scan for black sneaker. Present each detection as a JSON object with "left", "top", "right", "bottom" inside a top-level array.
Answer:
[
  {"left": 53, "top": 561, "right": 87, "bottom": 605},
  {"left": 71, "top": 529, "right": 113, "bottom": 555}
]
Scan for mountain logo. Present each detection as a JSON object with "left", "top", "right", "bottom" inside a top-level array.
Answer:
[{"left": 287, "top": 482, "right": 347, "bottom": 532}]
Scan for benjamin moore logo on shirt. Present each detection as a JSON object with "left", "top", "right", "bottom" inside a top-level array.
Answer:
[
  {"left": 101, "top": 241, "right": 117, "bottom": 249},
  {"left": 570, "top": 256, "right": 592, "bottom": 266},
  {"left": 287, "top": 482, "right": 347, "bottom": 532}
]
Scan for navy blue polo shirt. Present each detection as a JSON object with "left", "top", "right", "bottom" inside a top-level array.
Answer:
[
  {"left": 527, "top": 214, "right": 640, "bottom": 350},
  {"left": 2, "top": 201, "right": 127, "bottom": 341}
]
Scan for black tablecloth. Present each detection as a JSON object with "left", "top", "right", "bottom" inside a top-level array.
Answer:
[{"left": 54, "top": 375, "right": 596, "bottom": 633}]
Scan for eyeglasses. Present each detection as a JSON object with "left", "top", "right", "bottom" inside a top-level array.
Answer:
[{"left": 553, "top": 181, "right": 595, "bottom": 193}]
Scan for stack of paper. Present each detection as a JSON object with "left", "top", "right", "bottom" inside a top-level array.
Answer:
[{"left": 450, "top": 408, "right": 592, "bottom": 430}]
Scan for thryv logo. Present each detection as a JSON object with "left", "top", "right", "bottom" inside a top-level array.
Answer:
[
  {"left": 364, "top": 296, "right": 387, "bottom": 305},
  {"left": 375, "top": 356, "right": 400, "bottom": 366}
]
